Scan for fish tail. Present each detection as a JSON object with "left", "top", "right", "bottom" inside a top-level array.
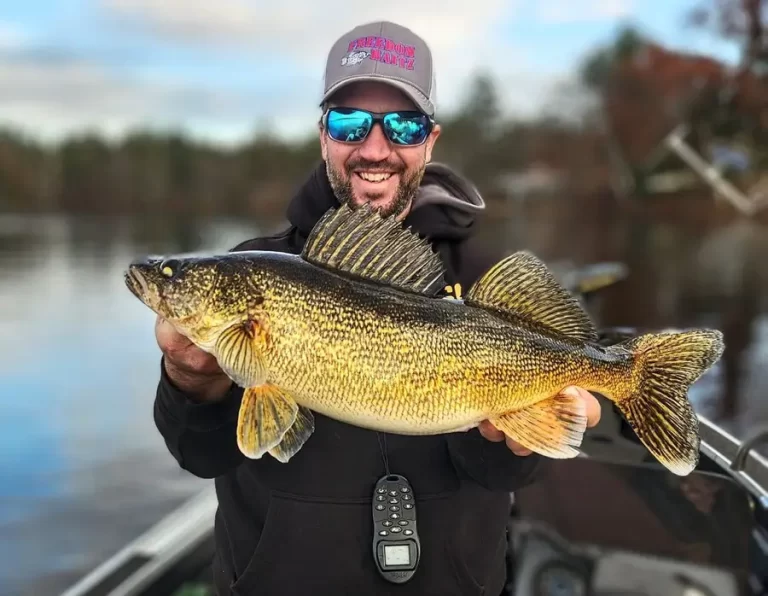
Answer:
[{"left": 610, "top": 329, "right": 724, "bottom": 476}]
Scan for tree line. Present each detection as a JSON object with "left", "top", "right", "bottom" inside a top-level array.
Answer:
[{"left": 1, "top": 1, "right": 763, "bottom": 218}]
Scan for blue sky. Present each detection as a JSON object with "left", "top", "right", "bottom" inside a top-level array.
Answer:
[{"left": 0, "top": 0, "right": 741, "bottom": 145}]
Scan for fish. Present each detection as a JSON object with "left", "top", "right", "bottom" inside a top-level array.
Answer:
[{"left": 124, "top": 203, "right": 725, "bottom": 476}]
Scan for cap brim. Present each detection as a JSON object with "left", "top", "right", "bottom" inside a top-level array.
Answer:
[{"left": 320, "top": 75, "right": 434, "bottom": 116}]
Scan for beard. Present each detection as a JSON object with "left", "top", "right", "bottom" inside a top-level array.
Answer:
[{"left": 326, "top": 157, "right": 426, "bottom": 219}]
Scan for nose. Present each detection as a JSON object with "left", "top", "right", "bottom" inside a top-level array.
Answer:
[{"left": 358, "top": 122, "right": 392, "bottom": 162}]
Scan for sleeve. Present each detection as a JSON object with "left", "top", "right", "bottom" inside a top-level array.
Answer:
[
  {"left": 153, "top": 358, "right": 246, "bottom": 479},
  {"left": 445, "top": 428, "right": 547, "bottom": 492}
]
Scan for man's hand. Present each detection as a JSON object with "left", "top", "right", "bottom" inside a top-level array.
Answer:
[
  {"left": 155, "top": 316, "right": 233, "bottom": 403},
  {"left": 478, "top": 386, "right": 601, "bottom": 456}
]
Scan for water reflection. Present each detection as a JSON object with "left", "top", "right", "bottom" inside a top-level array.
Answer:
[
  {"left": 0, "top": 212, "right": 281, "bottom": 595},
  {"left": 0, "top": 197, "right": 766, "bottom": 594}
]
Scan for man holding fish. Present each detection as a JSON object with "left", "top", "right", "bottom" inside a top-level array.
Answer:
[{"left": 135, "top": 20, "right": 720, "bottom": 596}]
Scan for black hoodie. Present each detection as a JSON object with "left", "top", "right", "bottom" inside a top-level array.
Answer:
[{"left": 153, "top": 161, "right": 545, "bottom": 596}]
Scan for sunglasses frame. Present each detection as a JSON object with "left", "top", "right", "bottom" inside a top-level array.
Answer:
[{"left": 321, "top": 107, "right": 435, "bottom": 147}]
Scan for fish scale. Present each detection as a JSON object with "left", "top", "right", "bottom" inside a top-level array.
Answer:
[{"left": 125, "top": 203, "right": 725, "bottom": 476}]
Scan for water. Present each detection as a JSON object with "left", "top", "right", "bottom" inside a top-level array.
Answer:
[
  {"left": 0, "top": 212, "right": 283, "bottom": 595},
  {"left": 0, "top": 200, "right": 766, "bottom": 595}
]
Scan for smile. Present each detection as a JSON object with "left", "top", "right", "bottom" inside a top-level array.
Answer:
[{"left": 356, "top": 172, "right": 393, "bottom": 183}]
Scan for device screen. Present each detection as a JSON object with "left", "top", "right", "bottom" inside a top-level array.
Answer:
[{"left": 384, "top": 544, "right": 410, "bottom": 566}]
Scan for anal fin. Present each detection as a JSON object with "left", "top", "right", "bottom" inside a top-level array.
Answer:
[
  {"left": 488, "top": 391, "right": 588, "bottom": 458},
  {"left": 268, "top": 406, "right": 316, "bottom": 463},
  {"left": 237, "top": 384, "right": 298, "bottom": 459}
]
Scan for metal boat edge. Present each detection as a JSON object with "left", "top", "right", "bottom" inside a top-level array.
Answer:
[
  {"left": 697, "top": 415, "right": 768, "bottom": 503},
  {"left": 59, "top": 486, "right": 218, "bottom": 596}
]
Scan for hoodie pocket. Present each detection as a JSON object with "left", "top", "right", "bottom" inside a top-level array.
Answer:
[
  {"left": 230, "top": 491, "right": 375, "bottom": 595},
  {"left": 230, "top": 489, "right": 488, "bottom": 596}
]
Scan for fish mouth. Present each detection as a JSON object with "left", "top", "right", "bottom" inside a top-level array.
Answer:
[{"left": 125, "top": 266, "right": 153, "bottom": 304}]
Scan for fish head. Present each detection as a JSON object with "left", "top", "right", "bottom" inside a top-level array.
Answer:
[{"left": 125, "top": 253, "right": 266, "bottom": 346}]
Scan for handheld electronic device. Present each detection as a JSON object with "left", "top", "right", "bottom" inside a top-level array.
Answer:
[{"left": 372, "top": 474, "right": 420, "bottom": 583}]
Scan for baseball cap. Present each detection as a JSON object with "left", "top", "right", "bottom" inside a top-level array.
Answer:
[{"left": 320, "top": 21, "right": 436, "bottom": 117}]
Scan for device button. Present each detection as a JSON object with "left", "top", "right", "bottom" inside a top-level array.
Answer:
[
  {"left": 404, "top": 529, "right": 413, "bottom": 536},
  {"left": 391, "top": 527, "right": 402, "bottom": 533}
]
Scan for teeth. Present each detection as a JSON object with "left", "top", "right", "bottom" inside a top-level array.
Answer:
[{"left": 358, "top": 172, "right": 392, "bottom": 182}]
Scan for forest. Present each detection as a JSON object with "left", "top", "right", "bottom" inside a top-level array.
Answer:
[{"left": 0, "top": 0, "right": 765, "bottom": 218}]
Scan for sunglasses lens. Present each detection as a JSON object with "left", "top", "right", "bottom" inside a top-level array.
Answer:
[
  {"left": 383, "top": 112, "right": 430, "bottom": 145},
  {"left": 326, "top": 109, "right": 372, "bottom": 142}
]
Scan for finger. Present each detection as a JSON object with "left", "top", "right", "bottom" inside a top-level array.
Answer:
[
  {"left": 505, "top": 436, "right": 533, "bottom": 456},
  {"left": 563, "top": 386, "right": 601, "bottom": 427},
  {"left": 155, "top": 316, "right": 192, "bottom": 350},
  {"left": 177, "top": 349, "right": 223, "bottom": 375},
  {"left": 478, "top": 420, "right": 506, "bottom": 442},
  {"left": 155, "top": 316, "right": 222, "bottom": 375}
]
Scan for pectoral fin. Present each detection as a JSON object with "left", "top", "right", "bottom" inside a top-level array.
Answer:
[
  {"left": 215, "top": 319, "right": 269, "bottom": 387},
  {"left": 489, "top": 391, "right": 588, "bottom": 458},
  {"left": 268, "top": 406, "right": 316, "bottom": 463},
  {"left": 237, "top": 384, "right": 298, "bottom": 459}
]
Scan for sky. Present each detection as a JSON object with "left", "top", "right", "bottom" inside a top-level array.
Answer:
[{"left": 0, "top": 0, "right": 742, "bottom": 146}]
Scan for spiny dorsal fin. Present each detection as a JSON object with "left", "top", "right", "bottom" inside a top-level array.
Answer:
[
  {"left": 301, "top": 203, "right": 446, "bottom": 295},
  {"left": 465, "top": 251, "right": 598, "bottom": 342}
]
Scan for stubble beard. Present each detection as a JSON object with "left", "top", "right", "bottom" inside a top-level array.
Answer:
[{"left": 326, "top": 159, "right": 426, "bottom": 219}]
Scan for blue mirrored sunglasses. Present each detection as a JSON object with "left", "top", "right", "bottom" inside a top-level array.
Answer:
[{"left": 323, "top": 108, "right": 434, "bottom": 146}]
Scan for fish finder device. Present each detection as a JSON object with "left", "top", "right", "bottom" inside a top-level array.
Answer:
[{"left": 372, "top": 473, "right": 420, "bottom": 583}]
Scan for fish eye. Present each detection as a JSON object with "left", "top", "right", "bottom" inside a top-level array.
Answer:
[{"left": 160, "top": 258, "right": 180, "bottom": 278}]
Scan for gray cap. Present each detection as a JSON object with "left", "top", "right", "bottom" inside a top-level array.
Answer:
[{"left": 320, "top": 21, "right": 436, "bottom": 116}]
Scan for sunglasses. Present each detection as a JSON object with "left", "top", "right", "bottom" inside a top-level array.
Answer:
[{"left": 322, "top": 107, "right": 434, "bottom": 146}]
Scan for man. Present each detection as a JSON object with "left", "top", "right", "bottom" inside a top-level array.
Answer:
[{"left": 153, "top": 21, "right": 600, "bottom": 595}]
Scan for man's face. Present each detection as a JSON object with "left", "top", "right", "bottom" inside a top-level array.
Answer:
[{"left": 319, "top": 82, "right": 441, "bottom": 219}]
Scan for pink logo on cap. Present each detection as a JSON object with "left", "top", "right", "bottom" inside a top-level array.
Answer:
[{"left": 344, "top": 36, "right": 416, "bottom": 70}]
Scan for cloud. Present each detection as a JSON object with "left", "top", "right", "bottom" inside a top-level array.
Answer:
[
  {"left": 0, "top": 22, "right": 26, "bottom": 50},
  {"left": 0, "top": 2, "right": 583, "bottom": 144},
  {"left": 0, "top": 49, "right": 315, "bottom": 144},
  {"left": 536, "top": 0, "right": 633, "bottom": 23},
  {"left": 102, "top": 0, "right": 513, "bottom": 55},
  {"left": 97, "top": 0, "right": 551, "bottom": 121}
]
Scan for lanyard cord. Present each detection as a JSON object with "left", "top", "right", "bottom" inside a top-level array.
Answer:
[{"left": 377, "top": 432, "right": 391, "bottom": 476}]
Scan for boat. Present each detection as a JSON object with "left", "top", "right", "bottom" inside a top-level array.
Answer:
[{"left": 60, "top": 264, "right": 768, "bottom": 596}]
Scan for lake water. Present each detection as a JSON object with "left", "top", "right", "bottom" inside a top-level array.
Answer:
[{"left": 0, "top": 202, "right": 767, "bottom": 595}]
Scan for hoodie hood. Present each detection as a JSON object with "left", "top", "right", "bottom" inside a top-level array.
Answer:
[{"left": 285, "top": 160, "right": 486, "bottom": 242}]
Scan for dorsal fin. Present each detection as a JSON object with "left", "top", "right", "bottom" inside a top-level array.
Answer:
[
  {"left": 301, "top": 203, "right": 446, "bottom": 295},
  {"left": 465, "top": 251, "right": 598, "bottom": 342}
]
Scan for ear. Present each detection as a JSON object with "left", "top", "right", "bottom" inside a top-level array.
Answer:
[
  {"left": 424, "top": 123, "right": 441, "bottom": 164},
  {"left": 319, "top": 124, "right": 328, "bottom": 161}
]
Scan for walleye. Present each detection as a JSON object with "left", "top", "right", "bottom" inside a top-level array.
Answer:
[{"left": 125, "top": 204, "right": 724, "bottom": 476}]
